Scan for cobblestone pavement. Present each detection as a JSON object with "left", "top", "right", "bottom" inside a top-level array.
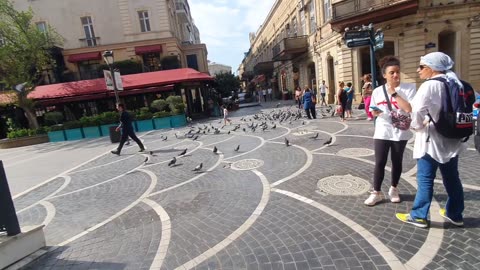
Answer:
[{"left": 6, "top": 101, "right": 480, "bottom": 270}]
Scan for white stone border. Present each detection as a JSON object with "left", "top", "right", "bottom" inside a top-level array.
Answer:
[{"left": 142, "top": 198, "right": 171, "bottom": 270}]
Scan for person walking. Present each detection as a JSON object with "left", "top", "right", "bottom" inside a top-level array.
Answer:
[
  {"left": 111, "top": 103, "right": 145, "bottom": 155},
  {"left": 295, "top": 86, "right": 302, "bottom": 109},
  {"left": 222, "top": 105, "right": 232, "bottom": 125},
  {"left": 364, "top": 56, "right": 416, "bottom": 206},
  {"left": 362, "top": 74, "right": 374, "bottom": 120},
  {"left": 336, "top": 81, "right": 348, "bottom": 121},
  {"left": 319, "top": 80, "right": 328, "bottom": 106},
  {"left": 267, "top": 87, "right": 273, "bottom": 101},
  {"left": 345, "top": 82, "right": 354, "bottom": 118},
  {"left": 302, "top": 88, "right": 316, "bottom": 119},
  {"left": 396, "top": 52, "right": 466, "bottom": 228},
  {"left": 262, "top": 88, "right": 267, "bottom": 103}
]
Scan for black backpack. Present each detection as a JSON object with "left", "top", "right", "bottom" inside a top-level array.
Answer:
[{"left": 427, "top": 77, "right": 473, "bottom": 141}]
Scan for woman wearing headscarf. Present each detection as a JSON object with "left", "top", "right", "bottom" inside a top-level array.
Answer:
[
  {"left": 396, "top": 52, "right": 465, "bottom": 228},
  {"left": 364, "top": 56, "right": 416, "bottom": 206}
]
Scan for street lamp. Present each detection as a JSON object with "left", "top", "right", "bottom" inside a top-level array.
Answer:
[{"left": 102, "top": 50, "right": 120, "bottom": 104}]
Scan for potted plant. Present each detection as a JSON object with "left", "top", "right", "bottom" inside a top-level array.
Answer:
[
  {"left": 47, "top": 124, "right": 66, "bottom": 142},
  {"left": 166, "top": 96, "right": 187, "bottom": 127},
  {"left": 135, "top": 107, "right": 154, "bottom": 132},
  {"left": 152, "top": 111, "right": 171, "bottom": 130},
  {"left": 80, "top": 115, "right": 101, "bottom": 138},
  {"left": 63, "top": 120, "right": 83, "bottom": 140}
]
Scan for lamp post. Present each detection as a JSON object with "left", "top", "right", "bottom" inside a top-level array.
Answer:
[{"left": 102, "top": 50, "right": 120, "bottom": 104}]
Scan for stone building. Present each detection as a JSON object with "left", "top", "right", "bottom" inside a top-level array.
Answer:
[
  {"left": 12, "top": 0, "right": 209, "bottom": 82},
  {"left": 240, "top": 0, "right": 480, "bottom": 104},
  {"left": 208, "top": 61, "right": 232, "bottom": 76}
]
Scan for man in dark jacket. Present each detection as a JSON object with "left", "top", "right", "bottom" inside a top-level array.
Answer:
[{"left": 111, "top": 103, "right": 145, "bottom": 155}]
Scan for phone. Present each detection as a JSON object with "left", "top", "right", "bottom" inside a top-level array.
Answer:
[{"left": 370, "top": 106, "right": 383, "bottom": 112}]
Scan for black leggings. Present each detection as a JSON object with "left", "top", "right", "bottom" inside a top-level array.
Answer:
[{"left": 373, "top": 139, "right": 408, "bottom": 191}]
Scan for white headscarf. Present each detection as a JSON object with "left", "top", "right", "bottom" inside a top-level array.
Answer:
[{"left": 420, "top": 52, "right": 463, "bottom": 88}]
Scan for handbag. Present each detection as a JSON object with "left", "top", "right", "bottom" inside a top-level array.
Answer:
[
  {"left": 336, "top": 105, "right": 343, "bottom": 115},
  {"left": 382, "top": 84, "right": 411, "bottom": 130}
]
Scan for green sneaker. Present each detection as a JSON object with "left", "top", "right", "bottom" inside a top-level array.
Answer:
[
  {"left": 396, "top": 213, "right": 428, "bottom": 228},
  {"left": 439, "top": 208, "right": 464, "bottom": 227}
]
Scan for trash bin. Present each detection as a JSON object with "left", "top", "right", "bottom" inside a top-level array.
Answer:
[{"left": 109, "top": 126, "right": 121, "bottom": 143}]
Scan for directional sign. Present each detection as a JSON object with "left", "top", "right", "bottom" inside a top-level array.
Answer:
[
  {"left": 346, "top": 39, "right": 371, "bottom": 48},
  {"left": 344, "top": 30, "right": 371, "bottom": 40},
  {"left": 373, "top": 31, "right": 384, "bottom": 51}
]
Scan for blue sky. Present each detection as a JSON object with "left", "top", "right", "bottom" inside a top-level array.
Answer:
[{"left": 189, "top": 0, "right": 276, "bottom": 74}]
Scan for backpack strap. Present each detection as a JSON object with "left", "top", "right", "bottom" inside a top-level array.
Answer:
[{"left": 382, "top": 84, "right": 393, "bottom": 111}]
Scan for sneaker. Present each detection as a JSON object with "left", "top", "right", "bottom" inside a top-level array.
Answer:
[
  {"left": 139, "top": 148, "right": 145, "bottom": 152},
  {"left": 388, "top": 186, "right": 401, "bottom": 203},
  {"left": 439, "top": 208, "right": 464, "bottom": 227},
  {"left": 396, "top": 213, "right": 428, "bottom": 228},
  {"left": 367, "top": 118, "right": 373, "bottom": 121},
  {"left": 111, "top": 150, "right": 120, "bottom": 155},
  {"left": 364, "top": 191, "right": 382, "bottom": 206},
  {"left": 125, "top": 141, "right": 130, "bottom": 145}
]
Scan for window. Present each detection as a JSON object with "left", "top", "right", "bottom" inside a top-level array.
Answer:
[
  {"left": 138, "top": 11, "right": 151, "bottom": 32},
  {"left": 187, "top": 54, "right": 198, "bottom": 70},
  {"left": 291, "top": 17, "right": 297, "bottom": 37},
  {"left": 81, "top": 16, "right": 96, "bottom": 46},
  {"left": 309, "top": 2, "right": 317, "bottom": 34},
  {"left": 78, "top": 60, "right": 100, "bottom": 80},
  {"left": 36, "top": 22, "right": 47, "bottom": 34},
  {"left": 300, "top": 10, "right": 306, "bottom": 35},
  {"left": 323, "top": 0, "right": 331, "bottom": 23}
]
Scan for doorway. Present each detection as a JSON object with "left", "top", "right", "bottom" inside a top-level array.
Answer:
[
  {"left": 360, "top": 41, "right": 395, "bottom": 85},
  {"left": 327, "top": 56, "right": 335, "bottom": 104},
  {"left": 439, "top": 31, "right": 456, "bottom": 71}
]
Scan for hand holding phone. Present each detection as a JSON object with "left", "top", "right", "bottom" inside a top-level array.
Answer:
[{"left": 370, "top": 106, "right": 383, "bottom": 112}]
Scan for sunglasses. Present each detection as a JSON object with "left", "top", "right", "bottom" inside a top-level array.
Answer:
[{"left": 418, "top": 65, "right": 427, "bottom": 70}]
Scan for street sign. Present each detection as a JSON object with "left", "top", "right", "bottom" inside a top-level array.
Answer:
[
  {"left": 104, "top": 70, "right": 123, "bottom": 91},
  {"left": 373, "top": 31, "right": 384, "bottom": 51},
  {"left": 344, "top": 30, "right": 371, "bottom": 40},
  {"left": 346, "top": 39, "right": 371, "bottom": 48}
]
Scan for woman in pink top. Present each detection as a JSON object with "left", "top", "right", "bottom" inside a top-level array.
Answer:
[
  {"left": 362, "top": 74, "right": 374, "bottom": 120},
  {"left": 295, "top": 86, "right": 302, "bottom": 109}
]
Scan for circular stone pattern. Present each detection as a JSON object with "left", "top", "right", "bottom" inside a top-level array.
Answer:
[
  {"left": 292, "top": 131, "right": 314, "bottom": 136},
  {"left": 337, "top": 148, "right": 374, "bottom": 157},
  {"left": 317, "top": 175, "right": 370, "bottom": 196},
  {"left": 231, "top": 159, "right": 264, "bottom": 171}
]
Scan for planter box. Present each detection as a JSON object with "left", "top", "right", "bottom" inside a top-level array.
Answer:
[
  {"left": 47, "top": 130, "right": 66, "bottom": 142},
  {"left": 135, "top": 119, "right": 154, "bottom": 132},
  {"left": 153, "top": 117, "right": 171, "bottom": 130},
  {"left": 100, "top": 124, "right": 117, "bottom": 137},
  {"left": 0, "top": 135, "right": 49, "bottom": 149},
  {"left": 170, "top": 114, "right": 187, "bottom": 128},
  {"left": 65, "top": 128, "right": 84, "bottom": 141},
  {"left": 82, "top": 126, "right": 102, "bottom": 138}
]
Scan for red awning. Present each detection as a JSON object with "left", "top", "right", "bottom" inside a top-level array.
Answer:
[
  {"left": 29, "top": 68, "right": 213, "bottom": 101},
  {"left": 252, "top": 75, "right": 265, "bottom": 84},
  {"left": 67, "top": 52, "right": 102, "bottom": 63},
  {"left": 135, "top": 45, "right": 162, "bottom": 55}
]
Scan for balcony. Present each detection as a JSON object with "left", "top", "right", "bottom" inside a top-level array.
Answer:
[
  {"left": 175, "top": 1, "right": 190, "bottom": 23},
  {"left": 272, "top": 36, "right": 308, "bottom": 61},
  {"left": 330, "top": 0, "right": 418, "bottom": 32},
  {"left": 79, "top": 37, "right": 100, "bottom": 48},
  {"left": 253, "top": 61, "right": 274, "bottom": 75}
]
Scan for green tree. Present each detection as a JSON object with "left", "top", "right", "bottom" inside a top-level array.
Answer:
[
  {"left": 214, "top": 72, "right": 240, "bottom": 98},
  {"left": 0, "top": 0, "right": 62, "bottom": 128}
]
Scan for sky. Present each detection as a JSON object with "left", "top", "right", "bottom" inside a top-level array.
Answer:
[{"left": 189, "top": 0, "right": 276, "bottom": 74}]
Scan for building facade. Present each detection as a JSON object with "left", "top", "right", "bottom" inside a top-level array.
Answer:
[
  {"left": 208, "top": 61, "right": 232, "bottom": 76},
  {"left": 240, "top": 0, "right": 480, "bottom": 104},
  {"left": 12, "top": 0, "right": 209, "bottom": 82}
]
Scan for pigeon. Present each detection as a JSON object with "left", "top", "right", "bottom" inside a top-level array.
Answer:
[
  {"left": 193, "top": 163, "right": 203, "bottom": 171},
  {"left": 167, "top": 157, "right": 176, "bottom": 167},
  {"left": 272, "top": 124, "right": 276, "bottom": 129},
  {"left": 143, "top": 156, "right": 149, "bottom": 163},
  {"left": 285, "top": 137, "right": 290, "bottom": 147},
  {"left": 234, "top": 145, "right": 240, "bottom": 151},
  {"left": 228, "top": 131, "right": 231, "bottom": 135},
  {"left": 323, "top": 137, "right": 332, "bottom": 145},
  {"left": 213, "top": 146, "right": 218, "bottom": 154},
  {"left": 193, "top": 135, "right": 199, "bottom": 141},
  {"left": 243, "top": 128, "right": 246, "bottom": 132},
  {"left": 276, "top": 103, "right": 280, "bottom": 108},
  {"left": 175, "top": 133, "right": 179, "bottom": 139},
  {"left": 311, "top": 133, "right": 319, "bottom": 139},
  {"left": 178, "top": 148, "right": 187, "bottom": 156},
  {"left": 162, "top": 136, "right": 167, "bottom": 141}
]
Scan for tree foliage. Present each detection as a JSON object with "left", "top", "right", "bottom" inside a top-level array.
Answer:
[
  {"left": 0, "top": 0, "right": 62, "bottom": 128},
  {"left": 214, "top": 72, "right": 240, "bottom": 98}
]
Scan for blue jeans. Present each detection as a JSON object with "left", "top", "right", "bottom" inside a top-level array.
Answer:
[{"left": 410, "top": 154, "right": 464, "bottom": 221}]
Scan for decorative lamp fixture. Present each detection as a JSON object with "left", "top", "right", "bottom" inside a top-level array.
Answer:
[{"left": 102, "top": 50, "right": 114, "bottom": 65}]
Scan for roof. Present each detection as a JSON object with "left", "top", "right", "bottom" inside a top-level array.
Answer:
[{"left": 28, "top": 68, "right": 213, "bottom": 100}]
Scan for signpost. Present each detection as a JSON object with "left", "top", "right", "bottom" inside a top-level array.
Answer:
[{"left": 344, "top": 25, "right": 383, "bottom": 88}]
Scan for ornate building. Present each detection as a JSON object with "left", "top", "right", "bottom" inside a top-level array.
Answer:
[{"left": 240, "top": 0, "right": 480, "bottom": 103}]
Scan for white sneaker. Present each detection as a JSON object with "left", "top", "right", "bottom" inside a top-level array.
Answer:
[
  {"left": 364, "top": 191, "right": 382, "bottom": 206},
  {"left": 388, "top": 186, "right": 401, "bottom": 203}
]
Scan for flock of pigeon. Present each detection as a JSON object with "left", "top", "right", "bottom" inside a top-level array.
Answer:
[{"left": 143, "top": 105, "right": 333, "bottom": 173}]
